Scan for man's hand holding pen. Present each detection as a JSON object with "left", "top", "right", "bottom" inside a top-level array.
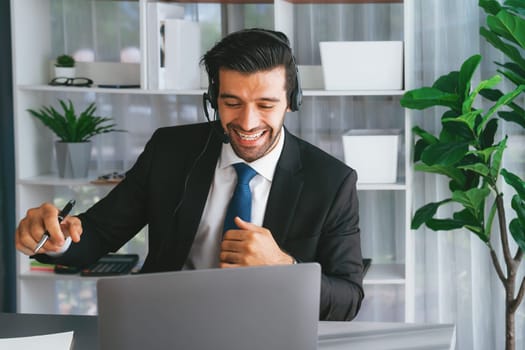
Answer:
[{"left": 15, "top": 200, "right": 83, "bottom": 256}]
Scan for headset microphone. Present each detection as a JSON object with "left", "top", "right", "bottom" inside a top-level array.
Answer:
[{"left": 202, "top": 93, "right": 230, "bottom": 144}]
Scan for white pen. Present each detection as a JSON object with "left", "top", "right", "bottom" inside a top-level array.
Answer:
[{"left": 33, "top": 199, "right": 76, "bottom": 254}]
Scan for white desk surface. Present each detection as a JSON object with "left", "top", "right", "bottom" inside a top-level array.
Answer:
[
  {"left": 319, "top": 321, "right": 456, "bottom": 350},
  {"left": 0, "top": 313, "right": 455, "bottom": 350}
]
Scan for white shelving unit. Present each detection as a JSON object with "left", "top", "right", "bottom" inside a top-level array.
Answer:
[{"left": 11, "top": 0, "right": 414, "bottom": 321}]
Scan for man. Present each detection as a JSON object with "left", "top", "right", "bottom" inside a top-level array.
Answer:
[{"left": 15, "top": 29, "right": 364, "bottom": 321}]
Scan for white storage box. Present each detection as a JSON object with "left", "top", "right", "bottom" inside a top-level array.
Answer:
[
  {"left": 164, "top": 19, "right": 201, "bottom": 90},
  {"left": 320, "top": 41, "right": 403, "bottom": 90},
  {"left": 297, "top": 65, "right": 324, "bottom": 89},
  {"left": 342, "top": 129, "right": 400, "bottom": 183}
]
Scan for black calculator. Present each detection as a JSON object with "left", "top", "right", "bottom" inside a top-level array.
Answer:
[{"left": 81, "top": 253, "right": 139, "bottom": 276}]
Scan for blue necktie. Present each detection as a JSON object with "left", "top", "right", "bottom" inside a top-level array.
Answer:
[{"left": 223, "top": 163, "right": 257, "bottom": 232}]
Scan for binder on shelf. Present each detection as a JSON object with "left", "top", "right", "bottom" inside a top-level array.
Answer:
[
  {"left": 146, "top": 2, "right": 185, "bottom": 89},
  {"left": 30, "top": 260, "right": 55, "bottom": 272},
  {"left": 164, "top": 19, "right": 201, "bottom": 90}
]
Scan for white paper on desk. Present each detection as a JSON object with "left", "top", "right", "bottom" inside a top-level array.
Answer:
[{"left": 0, "top": 331, "right": 73, "bottom": 350}]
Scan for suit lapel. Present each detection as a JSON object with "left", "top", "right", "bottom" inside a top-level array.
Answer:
[
  {"left": 169, "top": 131, "right": 223, "bottom": 269},
  {"left": 263, "top": 129, "right": 304, "bottom": 246}
]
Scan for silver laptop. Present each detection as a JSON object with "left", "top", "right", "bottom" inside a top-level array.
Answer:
[{"left": 96, "top": 263, "right": 321, "bottom": 350}]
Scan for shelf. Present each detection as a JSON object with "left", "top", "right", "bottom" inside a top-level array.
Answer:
[
  {"left": 19, "top": 271, "right": 124, "bottom": 281},
  {"left": 363, "top": 263, "right": 405, "bottom": 285},
  {"left": 19, "top": 85, "right": 405, "bottom": 97},
  {"left": 18, "top": 174, "right": 117, "bottom": 187},
  {"left": 302, "top": 89, "right": 405, "bottom": 96},
  {"left": 19, "top": 174, "right": 407, "bottom": 189},
  {"left": 20, "top": 263, "right": 405, "bottom": 285},
  {"left": 356, "top": 182, "right": 406, "bottom": 191},
  {"left": 19, "top": 271, "right": 95, "bottom": 281},
  {"left": 111, "top": 0, "right": 274, "bottom": 3},
  {"left": 157, "top": 0, "right": 272, "bottom": 3},
  {"left": 18, "top": 85, "right": 206, "bottom": 96},
  {"left": 284, "top": 0, "right": 402, "bottom": 3}
]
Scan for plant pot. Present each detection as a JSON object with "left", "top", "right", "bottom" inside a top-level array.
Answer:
[
  {"left": 54, "top": 66, "right": 76, "bottom": 78},
  {"left": 55, "top": 141, "right": 92, "bottom": 178}
]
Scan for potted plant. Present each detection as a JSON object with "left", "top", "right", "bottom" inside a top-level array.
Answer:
[
  {"left": 27, "top": 99, "right": 123, "bottom": 178},
  {"left": 54, "top": 54, "right": 76, "bottom": 78},
  {"left": 400, "top": 1, "right": 525, "bottom": 349}
]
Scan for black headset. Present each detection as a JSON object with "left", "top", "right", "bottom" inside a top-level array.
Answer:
[{"left": 204, "top": 29, "right": 303, "bottom": 113}]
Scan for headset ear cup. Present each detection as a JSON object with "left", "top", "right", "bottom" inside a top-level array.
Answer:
[
  {"left": 207, "top": 85, "right": 217, "bottom": 110},
  {"left": 290, "top": 67, "right": 302, "bottom": 112},
  {"left": 290, "top": 90, "right": 297, "bottom": 112}
]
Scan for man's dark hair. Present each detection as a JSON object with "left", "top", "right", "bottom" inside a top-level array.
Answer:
[{"left": 201, "top": 28, "right": 298, "bottom": 109}]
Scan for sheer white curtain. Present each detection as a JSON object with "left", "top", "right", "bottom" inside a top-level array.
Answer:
[{"left": 412, "top": 1, "right": 525, "bottom": 350}]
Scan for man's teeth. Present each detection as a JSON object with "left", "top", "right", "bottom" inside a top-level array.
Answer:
[{"left": 237, "top": 130, "right": 264, "bottom": 140}]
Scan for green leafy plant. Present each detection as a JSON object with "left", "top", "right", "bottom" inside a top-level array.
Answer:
[
  {"left": 27, "top": 99, "right": 123, "bottom": 142},
  {"left": 55, "top": 54, "right": 75, "bottom": 68},
  {"left": 400, "top": 1, "right": 525, "bottom": 349},
  {"left": 479, "top": 0, "right": 525, "bottom": 129}
]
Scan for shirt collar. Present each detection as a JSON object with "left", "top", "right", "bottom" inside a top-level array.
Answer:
[{"left": 219, "top": 127, "right": 285, "bottom": 182}]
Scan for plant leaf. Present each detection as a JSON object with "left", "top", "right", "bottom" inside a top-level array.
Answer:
[
  {"left": 509, "top": 187, "right": 525, "bottom": 252},
  {"left": 413, "top": 126, "right": 439, "bottom": 145},
  {"left": 490, "top": 137, "right": 507, "bottom": 179},
  {"left": 504, "top": 0, "right": 525, "bottom": 16},
  {"left": 469, "top": 145, "right": 499, "bottom": 164},
  {"left": 501, "top": 168, "right": 525, "bottom": 199},
  {"left": 426, "top": 218, "right": 466, "bottom": 231},
  {"left": 458, "top": 163, "right": 490, "bottom": 176},
  {"left": 494, "top": 61, "right": 525, "bottom": 82},
  {"left": 421, "top": 141, "right": 469, "bottom": 166},
  {"left": 459, "top": 54, "right": 482, "bottom": 102},
  {"left": 433, "top": 71, "right": 460, "bottom": 94},
  {"left": 480, "top": 118, "right": 499, "bottom": 149},
  {"left": 442, "top": 119, "right": 477, "bottom": 142},
  {"left": 479, "top": 0, "right": 501, "bottom": 15},
  {"left": 414, "top": 163, "right": 467, "bottom": 188},
  {"left": 452, "top": 187, "right": 491, "bottom": 218},
  {"left": 401, "top": 87, "right": 460, "bottom": 110},
  {"left": 498, "top": 110, "right": 525, "bottom": 128},
  {"left": 27, "top": 99, "right": 123, "bottom": 142},
  {"left": 511, "top": 194, "right": 525, "bottom": 226},
  {"left": 442, "top": 110, "right": 482, "bottom": 140},
  {"left": 509, "top": 218, "right": 525, "bottom": 253},
  {"left": 414, "top": 139, "right": 427, "bottom": 163},
  {"left": 463, "top": 75, "right": 502, "bottom": 114},
  {"left": 479, "top": 85, "right": 525, "bottom": 132},
  {"left": 497, "top": 67, "right": 525, "bottom": 85},
  {"left": 488, "top": 10, "right": 525, "bottom": 49},
  {"left": 479, "top": 87, "right": 503, "bottom": 101},
  {"left": 480, "top": 27, "right": 525, "bottom": 67},
  {"left": 454, "top": 208, "right": 489, "bottom": 241},
  {"left": 411, "top": 199, "right": 451, "bottom": 229}
]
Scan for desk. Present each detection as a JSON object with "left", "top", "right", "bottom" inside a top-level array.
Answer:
[
  {"left": 0, "top": 313, "right": 455, "bottom": 350},
  {"left": 318, "top": 321, "right": 456, "bottom": 349},
  {"left": 0, "top": 313, "right": 97, "bottom": 350}
]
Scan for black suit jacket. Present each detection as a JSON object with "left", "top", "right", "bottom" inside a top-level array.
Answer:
[{"left": 38, "top": 122, "right": 364, "bottom": 321}]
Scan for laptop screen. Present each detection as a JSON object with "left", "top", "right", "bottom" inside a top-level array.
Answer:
[{"left": 97, "top": 263, "right": 321, "bottom": 350}]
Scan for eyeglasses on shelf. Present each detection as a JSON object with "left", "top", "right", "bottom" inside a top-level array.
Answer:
[{"left": 49, "top": 77, "right": 93, "bottom": 87}]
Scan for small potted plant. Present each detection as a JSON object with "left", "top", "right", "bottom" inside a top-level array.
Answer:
[
  {"left": 54, "top": 54, "right": 76, "bottom": 78},
  {"left": 27, "top": 99, "right": 124, "bottom": 178}
]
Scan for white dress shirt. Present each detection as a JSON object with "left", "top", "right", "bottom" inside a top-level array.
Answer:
[{"left": 183, "top": 128, "right": 285, "bottom": 269}]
